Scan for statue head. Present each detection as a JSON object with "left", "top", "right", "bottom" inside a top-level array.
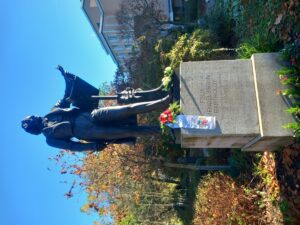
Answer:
[{"left": 21, "top": 115, "right": 44, "bottom": 135}]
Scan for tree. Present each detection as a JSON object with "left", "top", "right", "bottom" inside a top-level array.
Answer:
[
  {"left": 117, "top": 0, "right": 196, "bottom": 40},
  {"left": 112, "top": 67, "right": 133, "bottom": 92},
  {"left": 78, "top": 143, "right": 185, "bottom": 224}
]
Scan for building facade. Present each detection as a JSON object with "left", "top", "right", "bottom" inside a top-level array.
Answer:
[{"left": 81, "top": 0, "right": 174, "bottom": 68}]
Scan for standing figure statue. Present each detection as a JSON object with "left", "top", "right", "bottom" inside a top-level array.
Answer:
[{"left": 21, "top": 66, "right": 170, "bottom": 152}]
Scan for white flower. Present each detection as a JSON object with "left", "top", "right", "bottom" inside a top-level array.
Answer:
[
  {"left": 162, "top": 76, "right": 171, "bottom": 87},
  {"left": 164, "top": 67, "right": 172, "bottom": 73}
]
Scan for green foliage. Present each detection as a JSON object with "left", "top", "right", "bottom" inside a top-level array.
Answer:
[
  {"left": 119, "top": 213, "right": 139, "bottom": 225},
  {"left": 283, "top": 123, "right": 300, "bottom": 137},
  {"left": 236, "top": 1, "right": 300, "bottom": 56},
  {"left": 277, "top": 41, "right": 300, "bottom": 139},
  {"left": 228, "top": 149, "right": 255, "bottom": 178},
  {"left": 113, "top": 67, "right": 132, "bottom": 92},
  {"left": 204, "top": 0, "right": 237, "bottom": 47},
  {"left": 98, "top": 82, "right": 113, "bottom": 95},
  {"left": 125, "top": 34, "right": 165, "bottom": 89},
  {"left": 277, "top": 67, "right": 298, "bottom": 76},
  {"left": 254, "top": 165, "right": 273, "bottom": 187},
  {"left": 237, "top": 33, "right": 280, "bottom": 59},
  {"left": 164, "top": 29, "right": 218, "bottom": 69},
  {"left": 278, "top": 200, "right": 295, "bottom": 225},
  {"left": 286, "top": 107, "right": 300, "bottom": 115},
  {"left": 154, "top": 34, "right": 179, "bottom": 68},
  {"left": 281, "top": 41, "right": 300, "bottom": 65},
  {"left": 169, "top": 101, "right": 181, "bottom": 116},
  {"left": 279, "top": 199, "right": 289, "bottom": 213}
]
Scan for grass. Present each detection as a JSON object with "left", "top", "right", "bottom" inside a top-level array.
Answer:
[{"left": 176, "top": 170, "right": 203, "bottom": 225}]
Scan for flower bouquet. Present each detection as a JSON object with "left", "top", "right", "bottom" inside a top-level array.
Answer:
[{"left": 159, "top": 101, "right": 180, "bottom": 131}]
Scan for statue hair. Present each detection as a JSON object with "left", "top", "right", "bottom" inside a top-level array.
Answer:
[{"left": 21, "top": 116, "right": 43, "bottom": 135}]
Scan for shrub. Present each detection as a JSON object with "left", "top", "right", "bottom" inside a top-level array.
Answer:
[
  {"left": 237, "top": 33, "right": 281, "bottom": 59},
  {"left": 204, "top": 1, "right": 237, "bottom": 47},
  {"left": 277, "top": 40, "right": 300, "bottom": 138},
  {"left": 193, "top": 173, "right": 264, "bottom": 225},
  {"left": 163, "top": 29, "right": 218, "bottom": 69}
]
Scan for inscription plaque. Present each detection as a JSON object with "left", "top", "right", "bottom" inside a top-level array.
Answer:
[
  {"left": 180, "top": 59, "right": 260, "bottom": 148},
  {"left": 179, "top": 53, "right": 295, "bottom": 150}
]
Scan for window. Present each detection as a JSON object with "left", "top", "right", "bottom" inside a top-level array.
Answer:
[
  {"left": 107, "top": 35, "right": 118, "bottom": 41},
  {"left": 112, "top": 45, "right": 124, "bottom": 51},
  {"left": 123, "top": 34, "right": 133, "bottom": 42},
  {"left": 118, "top": 53, "right": 127, "bottom": 58},
  {"left": 90, "top": 0, "right": 97, "bottom": 7}
]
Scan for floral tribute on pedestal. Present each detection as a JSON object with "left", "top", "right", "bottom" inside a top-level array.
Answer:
[
  {"left": 159, "top": 67, "right": 217, "bottom": 133},
  {"left": 160, "top": 102, "right": 181, "bottom": 133}
]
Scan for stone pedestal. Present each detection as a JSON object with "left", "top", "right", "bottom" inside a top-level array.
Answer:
[{"left": 179, "top": 53, "right": 295, "bottom": 151}]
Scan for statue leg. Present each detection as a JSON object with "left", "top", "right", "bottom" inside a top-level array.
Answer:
[
  {"left": 108, "top": 126, "right": 161, "bottom": 139},
  {"left": 91, "top": 95, "right": 170, "bottom": 123},
  {"left": 89, "top": 125, "right": 161, "bottom": 141}
]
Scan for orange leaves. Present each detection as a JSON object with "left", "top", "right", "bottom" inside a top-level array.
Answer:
[
  {"left": 276, "top": 144, "right": 300, "bottom": 221},
  {"left": 77, "top": 143, "right": 154, "bottom": 219},
  {"left": 134, "top": 192, "right": 140, "bottom": 205},
  {"left": 80, "top": 203, "right": 90, "bottom": 213},
  {"left": 257, "top": 152, "right": 281, "bottom": 200},
  {"left": 193, "top": 173, "right": 264, "bottom": 225},
  {"left": 109, "top": 204, "right": 117, "bottom": 213},
  {"left": 282, "top": 144, "right": 299, "bottom": 168}
]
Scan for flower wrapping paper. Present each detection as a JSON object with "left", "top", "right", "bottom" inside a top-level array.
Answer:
[{"left": 167, "top": 115, "right": 216, "bottom": 129}]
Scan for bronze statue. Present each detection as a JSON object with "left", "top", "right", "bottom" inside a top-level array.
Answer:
[{"left": 22, "top": 66, "right": 170, "bottom": 152}]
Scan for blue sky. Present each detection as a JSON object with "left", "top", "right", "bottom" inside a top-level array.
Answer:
[{"left": 0, "top": 1, "right": 116, "bottom": 225}]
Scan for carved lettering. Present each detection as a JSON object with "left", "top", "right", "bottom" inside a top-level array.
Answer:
[{"left": 201, "top": 74, "right": 220, "bottom": 115}]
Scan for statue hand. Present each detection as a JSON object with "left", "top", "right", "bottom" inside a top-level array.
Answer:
[
  {"left": 56, "top": 65, "right": 75, "bottom": 81},
  {"left": 56, "top": 65, "right": 65, "bottom": 75}
]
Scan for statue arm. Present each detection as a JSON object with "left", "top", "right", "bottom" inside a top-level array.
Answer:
[
  {"left": 57, "top": 65, "right": 76, "bottom": 78},
  {"left": 53, "top": 99, "right": 71, "bottom": 109},
  {"left": 54, "top": 65, "right": 76, "bottom": 110},
  {"left": 46, "top": 138, "right": 106, "bottom": 152}
]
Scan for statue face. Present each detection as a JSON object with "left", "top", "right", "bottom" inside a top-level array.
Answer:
[{"left": 21, "top": 115, "right": 43, "bottom": 135}]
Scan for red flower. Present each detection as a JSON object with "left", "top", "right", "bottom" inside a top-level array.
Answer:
[
  {"left": 160, "top": 113, "right": 168, "bottom": 124},
  {"left": 168, "top": 114, "right": 173, "bottom": 122},
  {"left": 160, "top": 108, "right": 174, "bottom": 124},
  {"left": 164, "top": 109, "right": 171, "bottom": 114},
  {"left": 160, "top": 108, "right": 175, "bottom": 124}
]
